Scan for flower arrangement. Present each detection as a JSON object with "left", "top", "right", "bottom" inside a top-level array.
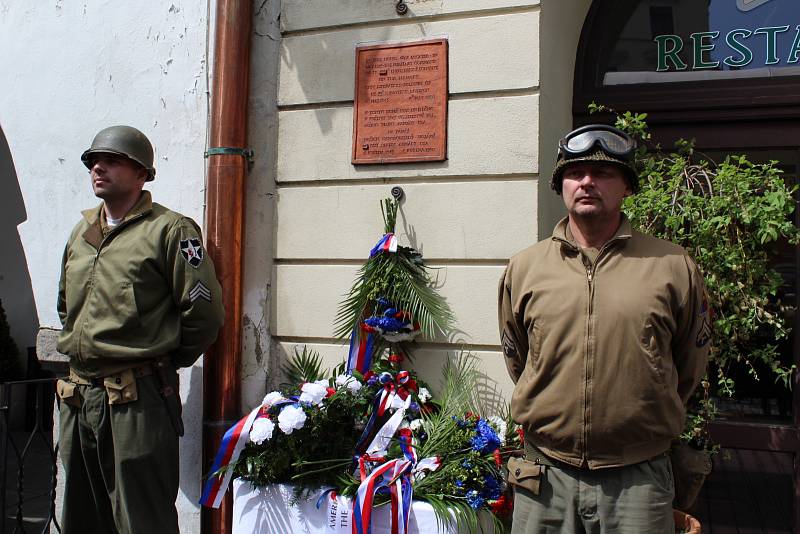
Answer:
[
  {"left": 203, "top": 198, "right": 519, "bottom": 533},
  {"left": 232, "top": 352, "right": 429, "bottom": 490},
  {"left": 228, "top": 350, "right": 519, "bottom": 532}
]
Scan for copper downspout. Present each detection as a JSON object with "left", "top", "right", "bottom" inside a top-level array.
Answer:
[{"left": 202, "top": 1, "right": 253, "bottom": 533}]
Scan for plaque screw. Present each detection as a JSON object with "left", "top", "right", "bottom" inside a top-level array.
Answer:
[
  {"left": 395, "top": 1, "right": 408, "bottom": 15},
  {"left": 362, "top": 144, "right": 370, "bottom": 151},
  {"left": 391, "top": 186, "right": 405, "bottom": 202}
]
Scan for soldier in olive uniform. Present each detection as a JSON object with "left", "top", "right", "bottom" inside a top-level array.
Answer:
[{"left": 56, "top": 125, "right": 225, "bottom": 534}]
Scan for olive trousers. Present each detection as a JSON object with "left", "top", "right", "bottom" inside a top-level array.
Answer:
[
  {"left": 511, "top": 456, "right": 675, "bottom": 534},
  {"left": 58, "top": 373, "right": 180, "bottom": 534}
]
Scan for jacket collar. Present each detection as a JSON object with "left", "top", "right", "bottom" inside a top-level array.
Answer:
[
  {"left": 81, "top": 191, "right": 153, "bottom": 249},
  {"left": 551, "top": 214, "right": 633, "bottom": 250}
]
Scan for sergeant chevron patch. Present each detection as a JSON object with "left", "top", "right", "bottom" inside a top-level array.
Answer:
[{"left": 189, "top": 281, "right": 212, "bottom": 303}]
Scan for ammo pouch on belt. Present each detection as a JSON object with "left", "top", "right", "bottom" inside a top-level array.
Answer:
[
  {"left": 56, "top": 379, "right": 82, "bottom": 408},
  {"left": 507, "top": 457, "right": 544, "bottom": 495},
  {"left": 66, "top": 367, "right": 142, "bottom": 405},
  {"left": 103, "top": 369, "right": 139, "bottom": 405},
  {"left": 670, "top": 441, "right": 712, "bottom": 511}
]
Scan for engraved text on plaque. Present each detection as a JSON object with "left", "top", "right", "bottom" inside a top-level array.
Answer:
[{"left": 352, "top": 39, "right": 448, "bottom": 164}]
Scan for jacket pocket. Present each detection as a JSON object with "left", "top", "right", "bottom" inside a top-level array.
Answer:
[
  {"left": 529, "top": 322, "right": 544, "bottom": 372},
  {"left": 640, "top": 322, "right": 666, "bottom": 384},
  {"left": 114, "top": 281, "right": 141, "bottom": 329}
]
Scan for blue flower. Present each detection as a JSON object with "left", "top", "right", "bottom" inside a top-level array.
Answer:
[
  {"left": 466, "top": 490, "right": 485, "bottom": 510},
  {"left": 364, "top": 315, "right": 410, "bottom": 333},
  {"left": 471, "top": 419, "right": 502, "bottom": 454},
  {"left": 461, "top": 458, "right": 473, "bottom": 469},
  {"left": 453, "top": 416, "right": 471, "bottom": 428},
  {"left": 482, "top": 475, "right": 502, "bottom": 500},
  {"left": 409, "top": 402, "right": 420, "bottom": 413}
]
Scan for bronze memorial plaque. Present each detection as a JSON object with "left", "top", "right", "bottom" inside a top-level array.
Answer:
[{"left": 352, "top": 38, "right": 448, "bottom": 164}]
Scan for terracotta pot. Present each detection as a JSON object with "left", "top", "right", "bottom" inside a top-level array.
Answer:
[{"left": 673, "top": 509, "right": 701, "bottom": 534}]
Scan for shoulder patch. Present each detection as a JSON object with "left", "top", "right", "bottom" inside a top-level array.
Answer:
[
  {"left": 180, "top": 238, "right": 205, "bottom": 268},
  {"left": 695, "top": 293, "right": 712, "bottom": 347},
  {"left": 189, "top": 281, "right": 212, "bottom": 303},
  {"left": 502, "top": 330, "right": 518, "bottom": 358}
]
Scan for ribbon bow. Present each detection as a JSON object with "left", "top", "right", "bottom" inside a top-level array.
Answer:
[{"left": 352, "top": 436, "right": 441, "bottom": 534}]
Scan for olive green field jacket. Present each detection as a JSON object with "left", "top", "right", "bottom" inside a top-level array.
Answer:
[
  {"left": 498, "top": 217, "right": 710, "bottom": 469},
  {"left": 57, "top": 191, "right": 225, "bottom": 377}
]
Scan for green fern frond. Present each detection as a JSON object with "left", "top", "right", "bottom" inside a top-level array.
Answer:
[{"left": 281, "top": 345, "right": 325, "bottom": 386}]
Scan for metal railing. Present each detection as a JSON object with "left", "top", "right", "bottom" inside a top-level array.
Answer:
[{"left": 0, "top": 378, "right": 60, "bottom": 534}]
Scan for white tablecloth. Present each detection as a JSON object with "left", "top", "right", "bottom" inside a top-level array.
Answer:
[{"left": 232, "top": 480, "right": 494, "bottom": 534}]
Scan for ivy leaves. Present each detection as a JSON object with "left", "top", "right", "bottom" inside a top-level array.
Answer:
[{"left": 592, "top": 103, "right": 799, "bottom": 426}]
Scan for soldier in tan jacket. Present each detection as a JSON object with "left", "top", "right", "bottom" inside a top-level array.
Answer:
[
  {"left": 499, "top": 124, "right": 710, "bottom": 533},
  {"left": 56, "top": 126, "right": 224, "bottom": 534}
]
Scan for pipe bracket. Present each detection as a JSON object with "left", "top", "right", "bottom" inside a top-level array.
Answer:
[{"left": 205, "top": 147, "right": 254, "bottom": 162}]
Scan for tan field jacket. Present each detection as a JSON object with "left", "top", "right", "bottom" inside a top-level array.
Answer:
[
  {"left": 58, "top": 191, "right": 225, "bottom": 377},
  {"left": 498, "top": 217, "right": 710, "bottom": 469}
]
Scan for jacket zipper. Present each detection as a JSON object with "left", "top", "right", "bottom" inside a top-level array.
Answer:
[
  {"left": 580, "top": 236, "right": 627, "bottom": 467},
  {"left": 75, "top": 212, "right": 147, "bottom": 364},
  {"left": 582, "top": 258, "right": 593, "bottom": 467}
]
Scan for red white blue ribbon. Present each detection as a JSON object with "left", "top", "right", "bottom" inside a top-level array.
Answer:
[
  {"left": 369, "top": 233, "right": 398, "bottom": 258},
  {"left": 352, "top": 447, "right": 442, "bottom": 534},
  {"left": 346, "top": 325, "right": 375, "bottom": 375},
  {"left": 199, "top": 405, "right": 262, "bottom": 508},
  {"left": 353, "top": 457, "right": 413, "bottom": 534},
  {"left": 200, "top": 397, "right": 293, "bottom": 508}
]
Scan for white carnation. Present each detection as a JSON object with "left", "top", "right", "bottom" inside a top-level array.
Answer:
[
  {"left": 409, "top": 419, "right": 424, "bottom": 432},
  {"left": 249, "top": 417, "right": 275, "bottom": 445},
  {"left": 488, "top": 416, "right": 508, "bottom": 445},
  {"left": 336, "top": 374, "right": 363, "bottom": 393},
  {"left": 418, "top": 387, "right": 432, "bottom": 403},
  {"left": 278, "top": 405, "right": 307, "bottom": 434},
  {"left": 299, "top": 382, "right": 328, "bottom": 406},
  {"left": 262, "top": 391, "right": 284, "bottom": 407}
]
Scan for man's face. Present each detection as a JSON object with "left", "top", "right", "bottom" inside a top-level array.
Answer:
[
  {"left": 561, "top": 162, "right": 631, "bottom": 222},
  {"left": 88, "top": 153, "right": 146, "bottom": 201}
]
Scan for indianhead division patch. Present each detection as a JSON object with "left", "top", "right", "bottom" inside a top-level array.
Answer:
[
  {"left": 501, "top": 329, "right": 518, "bottom": 359},
  {"left": 695, "top": 293, "right": 712, "bottom": 347},
  {"left": 180, "top": 238, "right": 205, "bottom": 268},
  {"left": 189, "top": 281, "right": 212, "bottom": 303}
]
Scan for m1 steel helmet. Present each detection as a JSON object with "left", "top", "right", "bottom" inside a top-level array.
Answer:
[
  {"left": 81, "top": 125, "right": 156, "bottom": 181},
  {"left": 551, "top": 124, "right": 638, "bottom": 194}
]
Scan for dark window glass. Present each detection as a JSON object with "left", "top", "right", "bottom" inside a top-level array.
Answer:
[
  {"left": 602, "top": 0, "right": 800, "bottom": 85},
  {"left": 649, "top": 6, "right": 674, "bottom": 39}
]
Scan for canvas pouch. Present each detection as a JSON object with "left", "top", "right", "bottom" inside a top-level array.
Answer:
[{"left": 507, "top": 457, "right": 544, "bottom": 495}]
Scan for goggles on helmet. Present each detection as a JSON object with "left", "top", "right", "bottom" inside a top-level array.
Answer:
[{"left": 558, "top": 124, "right": 635, "bottom": 161}]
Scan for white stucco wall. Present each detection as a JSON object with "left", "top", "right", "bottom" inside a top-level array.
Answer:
[{"left": 0, "top": 1, "right": 214, "bottom": 531}]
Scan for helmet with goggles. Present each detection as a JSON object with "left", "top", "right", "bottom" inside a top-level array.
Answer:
[{"left": 550, "top": 124, "right": 638, "bottom": 194}]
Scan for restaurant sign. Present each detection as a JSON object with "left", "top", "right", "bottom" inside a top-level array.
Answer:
[{"left": 656, "top": 25, "right": 800, "bottom": 71}]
